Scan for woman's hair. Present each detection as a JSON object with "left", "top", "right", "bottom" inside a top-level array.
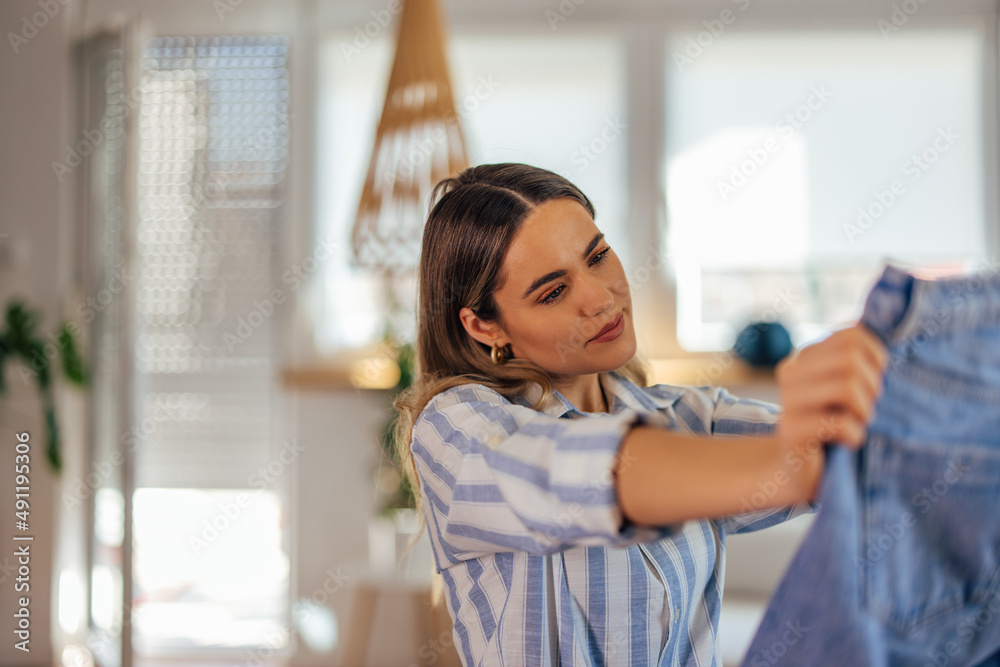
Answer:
[{"left": 390, "top": 163, "right": 649, "bottom": 604}]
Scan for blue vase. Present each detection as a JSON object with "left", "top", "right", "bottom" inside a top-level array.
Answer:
[{"left": 733, "top": 321, "right": 793, "bottom": 368}]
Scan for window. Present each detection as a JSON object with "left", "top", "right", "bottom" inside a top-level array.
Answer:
[
  {"left": 665, "top": 26, "right": 989, "bottom": 350},
  {"left": 131, "top": 34, "right": 291, "bottom": 653},
  {"left": 316, "top": 29, "right": 629, "bottom": 353},
  {"left": 313, "top": 10, "right": 999, "bottom": 361}
]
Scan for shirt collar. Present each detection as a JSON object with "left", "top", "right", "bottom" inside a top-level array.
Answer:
[{"left": 517, "top": 369, "right": 685, "bottom": 418}]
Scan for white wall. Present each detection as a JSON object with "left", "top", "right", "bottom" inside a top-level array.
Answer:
[{"left": 0, "top": 0, "right": 82, "bottom": 663}]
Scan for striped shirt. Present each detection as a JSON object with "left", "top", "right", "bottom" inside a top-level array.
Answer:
[{"left": 410, "top": 369, "right": 815, "bottom": 666}]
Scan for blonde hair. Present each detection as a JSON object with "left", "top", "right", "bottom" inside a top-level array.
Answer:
[{"left": 390, "top": 163, "right": 649, "bottom": 607}]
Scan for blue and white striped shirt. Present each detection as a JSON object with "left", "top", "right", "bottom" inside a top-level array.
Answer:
[{"left": 411, "top": 369, "right": 814, "bottom": 666}]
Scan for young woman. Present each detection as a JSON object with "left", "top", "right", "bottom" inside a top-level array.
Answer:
[{"left": 392, "top": 163, "right": 888, "bottom": 666}]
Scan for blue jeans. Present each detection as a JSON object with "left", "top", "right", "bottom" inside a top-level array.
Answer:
[{"left": 740, "top": 264, "right": 1000, "bottom": 667}]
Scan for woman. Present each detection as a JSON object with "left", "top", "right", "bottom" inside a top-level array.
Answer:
[{"left": 392, "top": 163, "right": 888, "bottom": 666}]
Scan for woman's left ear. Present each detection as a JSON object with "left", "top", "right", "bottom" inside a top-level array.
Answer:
[{"left": 458, "top": 306, "right": 505, "bottom": 349}]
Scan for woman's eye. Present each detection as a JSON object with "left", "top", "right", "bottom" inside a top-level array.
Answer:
[
  {"left": 539, "top": 247, "right": 612, "bottom": 305},
  {"left": 541, "top": 286, "right": 563, "bottom": 304}
]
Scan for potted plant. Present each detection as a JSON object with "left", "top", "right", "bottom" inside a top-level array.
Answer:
[
  {"left": 368, "top": 336, "right": 434, "bottom": 578},
  {"left": 0, "top": 298, "right": 88, "bottom": 472},
  {"left": 376, "top": 338, "right": 417, "bottom": 514}
]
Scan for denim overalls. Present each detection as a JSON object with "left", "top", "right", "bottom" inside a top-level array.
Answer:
[{"left": 742, "top": 264, "right": 1000, "bottom": 667}]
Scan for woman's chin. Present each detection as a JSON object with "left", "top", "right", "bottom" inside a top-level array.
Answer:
[{"left": 595, "top": 335, "right": 638, "bottom": 372}]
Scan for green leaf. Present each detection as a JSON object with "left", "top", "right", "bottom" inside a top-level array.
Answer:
[
  {"left": 0, "top": 345, "right": 7, "bottom": 395},
  {"left": 396, "top": 342, "right": 415, "bottom": 391},
  {"left": 372, "top": 340, "right": 419, "bottom": 513},
  {"left": 57, "top": 323, "right": 88, "bottom": 386},
  {"left": 5, "top": 301, "right": 38, "bottom": 357},
  {"left": 30, "top": 340, "right": 51, "bottom": 390},
  {"left": 44, "top": 402, "right": 61, "bottom": 474},
  {"left": 0, "top": 298, "right": 87, "bottom": 473}
]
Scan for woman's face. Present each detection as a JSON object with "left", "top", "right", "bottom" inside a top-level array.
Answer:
[{"left": 462, "top": 197, "right": 637, "bottom": 377}]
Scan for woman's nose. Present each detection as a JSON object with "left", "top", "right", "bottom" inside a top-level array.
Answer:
[{"left": 582, "top": 277, "right": 615, "bottom": 317}]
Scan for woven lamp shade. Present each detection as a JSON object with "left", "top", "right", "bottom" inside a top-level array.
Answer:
[{"left": 351, "top": 0, "right": 469, "bottom": 274}]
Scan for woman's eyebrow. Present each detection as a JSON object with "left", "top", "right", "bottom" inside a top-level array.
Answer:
[{"left": 521, "top": 232, "right": 605, "bottom": 300}]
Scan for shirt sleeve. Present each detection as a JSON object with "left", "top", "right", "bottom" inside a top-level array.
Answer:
[
  {"left": 673, "top": 384, "right": 820, "bottom": 535},
  {"left": 411, "top": 383, "right": 682, "bottom": 565}
]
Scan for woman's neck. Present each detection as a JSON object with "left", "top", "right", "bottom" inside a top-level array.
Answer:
[{"left": 554, "top": 372, "right": 609, "bottom": 414}]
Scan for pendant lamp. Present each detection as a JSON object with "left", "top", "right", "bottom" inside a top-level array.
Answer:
[{"left": 350, "top": 0, "right": 469, "bottom": 275}]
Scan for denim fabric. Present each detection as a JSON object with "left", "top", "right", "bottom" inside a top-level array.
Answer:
[{"left": 741, "top": 263, "right": 1000, "bottom": 667}]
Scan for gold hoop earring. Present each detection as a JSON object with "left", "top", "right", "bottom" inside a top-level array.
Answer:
[{"left": 491, "top": 343, "right": 510, "bottom": 365}]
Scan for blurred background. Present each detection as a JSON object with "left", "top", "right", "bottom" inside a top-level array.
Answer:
[{"left": 1, "top": 0, "right": 997, "bottom": 665}]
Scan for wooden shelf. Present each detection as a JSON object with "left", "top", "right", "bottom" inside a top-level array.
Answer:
[
  {"left": 281, "top": 356, "right": 776, "bottom": 392},
  {"left": 281, "top": 361, "right": 399, "bottom": 391}
]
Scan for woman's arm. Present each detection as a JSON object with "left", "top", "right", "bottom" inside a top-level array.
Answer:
[
  {"left": 615, "top": 428, "right": 821, "bottom": 527},
  {"left": 615, "top": 323, "right": 888, "bottom": 527}
]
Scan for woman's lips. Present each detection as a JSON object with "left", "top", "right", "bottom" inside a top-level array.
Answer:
[{"left": 589, "top": 312, "right": 624, "bottom": 343}]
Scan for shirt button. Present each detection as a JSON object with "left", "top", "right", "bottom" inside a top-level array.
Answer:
[
  {"left": 674, "top": 608, "right": 680, "bottom": 619},
  {"left": 487, "top": 435, "right": 503, "bottom": 448}
]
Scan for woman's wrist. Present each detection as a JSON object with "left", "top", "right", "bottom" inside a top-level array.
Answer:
[
  {"left": 774, "top": 432, "right": 824, "bottom": 503},
  {"left": 742, "top": 435, "right": 821, "bottom": 510}
]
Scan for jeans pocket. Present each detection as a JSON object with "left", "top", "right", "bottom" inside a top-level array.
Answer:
[{"left": 860, "top": 434, "right": 1000, "bottom": 635}]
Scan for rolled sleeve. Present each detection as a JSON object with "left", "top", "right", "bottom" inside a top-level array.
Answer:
[{"left": 411, "top": 384, "right": 681, "bottom": 565}]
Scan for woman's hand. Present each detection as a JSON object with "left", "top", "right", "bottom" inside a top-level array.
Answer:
[{"left": 774, "top": 323, "right": 890, "bottom": 497}]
